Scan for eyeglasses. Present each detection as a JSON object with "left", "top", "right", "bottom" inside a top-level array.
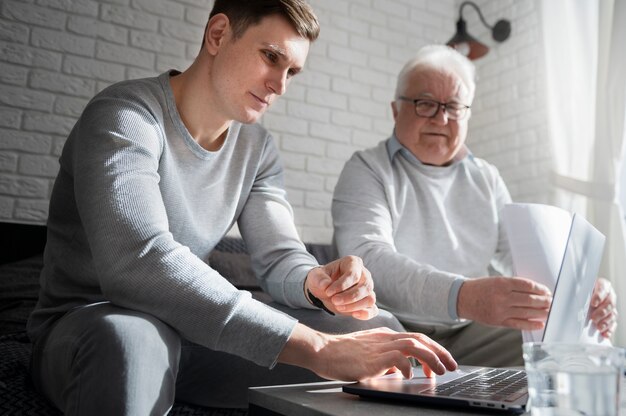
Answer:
[{"left": 397, "top": 97, "right": 471, "bottom": 120}]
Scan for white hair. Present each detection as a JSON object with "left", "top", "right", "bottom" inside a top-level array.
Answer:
[{"left": 394, "top": 45, "right": 476, "bottom": 103}]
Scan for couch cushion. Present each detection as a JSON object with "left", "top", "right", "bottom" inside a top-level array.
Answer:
[
  {"left": 208, "top": 251, "right": 258, "bottom": 290},
  {"left": 0, "top": 255, "right": 42, "bottom": 336}
]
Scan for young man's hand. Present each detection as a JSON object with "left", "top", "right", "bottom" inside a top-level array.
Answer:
[
  {"left": 305, "top": 256, "right": 378, "bottom": 320},
  {"left": 279, "top": 325, "right": 458, "bottom": 381}
]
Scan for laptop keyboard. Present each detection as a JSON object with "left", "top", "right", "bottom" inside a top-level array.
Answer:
[{"left": 424, "top": 368, "right": 527, "bottom": 402}]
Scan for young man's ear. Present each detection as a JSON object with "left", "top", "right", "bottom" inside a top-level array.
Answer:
[{"left": 203, "top": 13, "right": 231, "bottom": 56}]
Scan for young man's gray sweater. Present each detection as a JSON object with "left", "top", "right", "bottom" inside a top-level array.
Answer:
[{"left": 28, "top": 71, "right": 319, "bottom": 368}]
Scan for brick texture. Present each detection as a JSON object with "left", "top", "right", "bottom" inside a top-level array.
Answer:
[{"left": 0, "top": 0, "right": 552, "bottom": 244}]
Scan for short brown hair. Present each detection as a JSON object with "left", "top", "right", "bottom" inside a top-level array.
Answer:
[{"left": 203, "top": 0, "right": 319, "bottom": 46}]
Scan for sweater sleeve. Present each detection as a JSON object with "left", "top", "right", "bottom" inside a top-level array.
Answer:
[
  {"left": 237, "top": 135, "right": 320, "bottom": 309},
  {"left": 332, "top": 152, "right": 465, "bottom": 325},
  {"left": 69, "top": 96, "right": 296, "bottom": 367}
]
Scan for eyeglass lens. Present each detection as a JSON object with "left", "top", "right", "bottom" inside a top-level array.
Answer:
[{"left": 415, "top": 100, "right": 467, "bottom": 120}]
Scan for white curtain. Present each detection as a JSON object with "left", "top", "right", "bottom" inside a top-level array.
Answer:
[{"left": 541, "top": 0, "right": 626, "bottom": 346}]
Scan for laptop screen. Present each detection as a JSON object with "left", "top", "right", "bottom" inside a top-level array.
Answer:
[{"left": 542, "top": 213, "right": 606, "bottom": 343}]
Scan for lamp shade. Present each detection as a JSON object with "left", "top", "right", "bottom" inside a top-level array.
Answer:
[
  {"left": 446, "top": 18, "right": 489, "bottom": 60},
  {"left": 446, "top": 1, "right": 511, "bottom": 61}
]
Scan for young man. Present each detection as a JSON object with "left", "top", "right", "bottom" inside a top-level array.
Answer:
[
  {"left": 27, "top": 2, "right": 457, "bottom": 414},
  {"left": 332, "top": 45, "right": 617, "bottom": 367}
]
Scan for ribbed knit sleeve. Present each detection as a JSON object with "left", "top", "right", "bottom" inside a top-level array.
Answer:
[
  {"left": 237, "top": 137, "right": 319, "bottom": 309},
  {"left": 28, "top": 75, "right": 300, "bottom": 368}
]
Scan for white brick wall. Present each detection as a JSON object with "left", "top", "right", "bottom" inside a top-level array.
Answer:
[
  {"left": 268, "top": 0, "right": 460, "bottom": 242},
  {"left": 465, "top": 0, "right": 552, "bottom": 205},
  {"left": 0, "top": 0, "right": 552, "bottom": 244}
]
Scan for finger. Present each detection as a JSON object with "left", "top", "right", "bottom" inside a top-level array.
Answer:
[
  {"left": 363, "top": 267, "right": 374, "bottom": 289},
  {"left": 371, "top": 331, "right": 451, "bottom": 363},
  {"left": 384, "top": 366, "right": 403, "bottom": 376},
  {"left": 407, "top": 334, "right": 457, "bottom": 372},
  {"left": 590, "top": 300, "right": 615, "bottom": 322},
  {"left": 598, "top": 322, "right": 616, "bottom": 337},
  {"left": 344, "top": 297, "right": 377, "bottom": 313},
  {"left": 351, "top": 304, "right": 379, "bottom": 320},
  {"left": 374, "top": 351, "right": 413, "bottom": 380},
  {"left": 602, "top": 319, "right": 617, "bottom": 338},
  {"left": 325, "top": 260, "right": 364, "bottom": 297},
  {"left": 594, "top": 313, "right": 617, "bottom": 334},
  {"left": 307, "top": 267, "right": 332, "bottom": 293},
  {"left": 325, "top": 271, "right": 368, "bottom": 297},
  {"left": 507, "top": 305, "right": 551, "bottom": 321},
  {"left": 501, "top": 317, "right": 546, "bottom": 331},
  {"left": 384, "top": 337, "right": 451, "bottom": 375},
  {"left": 351, "top": 329, "right": 455, "bottom": 372},
  {"left": 591, "top": 278, "right": 611, "bottom": 308},
  {"left": 331, "top": 282, "right": 374, "bottom": 306},
  {"left": 325, "top": 276, "right": 358, "bottom": 298},
  {"left": 602, "top": 330, "right": 614, "bottom": 339},
  {"left": 600, "top": 318, "right": 617, "bottom": 338},
  {"left": 510, "top": 277, "right": 552, "bottom": 296},
  {"left": 491, "top": 304, "right": 550, "bottom": 324},
  {"left": 417, "top": 359, "right": 434, "bottom": 378},
  {"left": 507, "top": 292, "right": 553, "bottom": 309}
]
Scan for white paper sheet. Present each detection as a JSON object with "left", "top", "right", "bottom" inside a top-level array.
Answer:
[
  {"left": 502, "top": 203, "right": 609, "bottom": 345},
  {"left": 502, "top": 203, "right": 571, "bottom": 342}
]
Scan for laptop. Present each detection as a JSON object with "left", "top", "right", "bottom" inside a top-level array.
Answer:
[{"left": 343, "top": 213, "right": 606, "bottom": 413}]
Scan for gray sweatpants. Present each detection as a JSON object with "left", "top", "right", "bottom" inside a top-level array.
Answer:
[
  {"left": 404, "top": 321, "right": 524, "bottom": 368},
  {"left": 31, "top": 301, "right": 405, "bottom": 415}
]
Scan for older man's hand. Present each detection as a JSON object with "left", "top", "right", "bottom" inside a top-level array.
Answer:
[
  {"left": 305, "top": 256, "right": 378, "bottom": 320},
  {"left": 457, "top": 276, "right": 553, "bottom": 329},
  {"left": 590, "top": 277, "right": 617, "bottom": 339}
]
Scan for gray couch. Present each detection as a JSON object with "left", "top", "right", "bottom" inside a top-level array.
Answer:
[{"left": 0, "top": 223, "right": 335, "bottom": 415}]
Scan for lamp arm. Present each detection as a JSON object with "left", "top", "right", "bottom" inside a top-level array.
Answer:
[{"left": 459, "top": 0, "right": 494, "bottom": 30}]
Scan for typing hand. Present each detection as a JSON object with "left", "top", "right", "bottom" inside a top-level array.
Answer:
[{"left": 279, "top": 325, "right": 458, "bottom": 381}]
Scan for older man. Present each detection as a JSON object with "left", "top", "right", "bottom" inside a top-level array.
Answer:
[{"left": 332, "top": 45, "right": 617, "bottom": 366}]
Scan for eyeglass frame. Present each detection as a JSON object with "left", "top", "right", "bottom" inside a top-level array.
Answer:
[{"left": 397, "top": 96, "right": 471, "bottom": 120}]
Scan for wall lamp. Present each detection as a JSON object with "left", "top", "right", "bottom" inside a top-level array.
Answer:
[{"left": 446, "top": 1, "right": 511, "bottom": 60}]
